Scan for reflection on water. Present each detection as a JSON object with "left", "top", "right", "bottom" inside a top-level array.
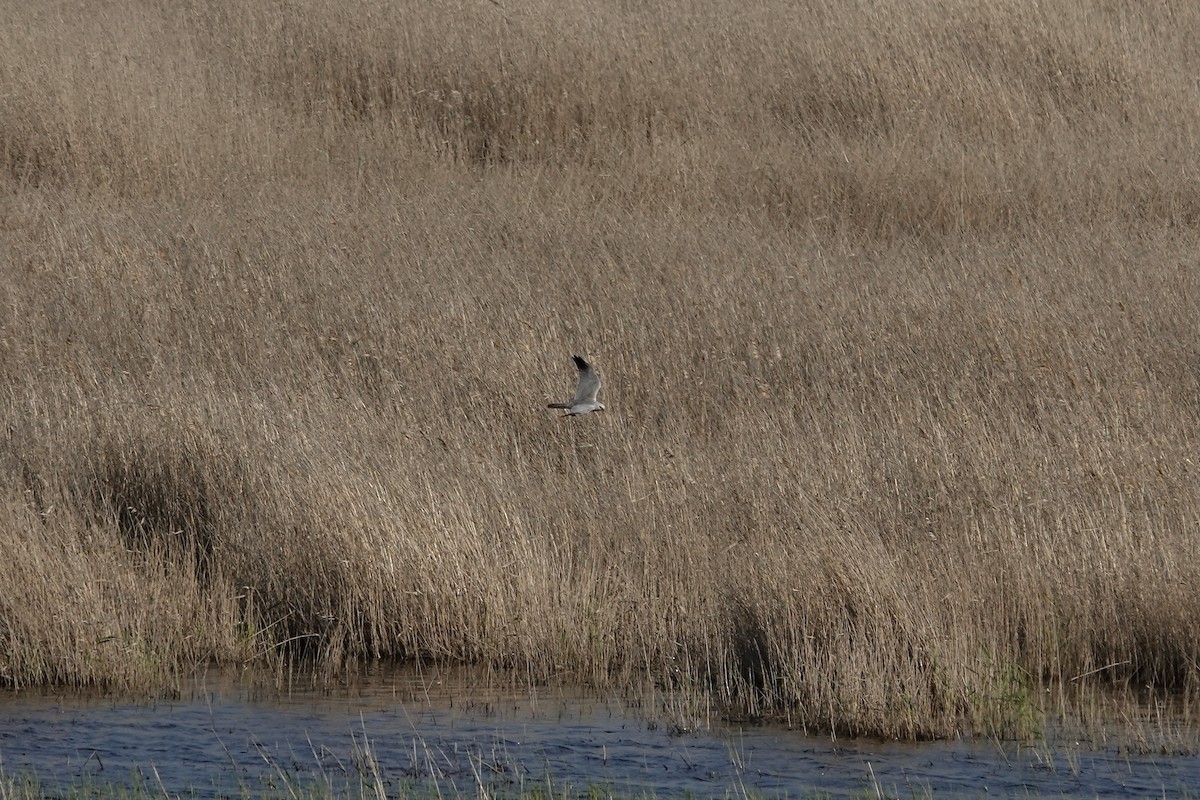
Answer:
[{"left": 1, "top": 666, "right": 1198, "bottom": 798}]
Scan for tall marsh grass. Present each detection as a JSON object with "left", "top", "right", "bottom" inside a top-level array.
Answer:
[{"left": 1, "top": 0, "right": 1198, "bottom": 738}]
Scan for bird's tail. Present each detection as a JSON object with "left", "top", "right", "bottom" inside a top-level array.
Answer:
[{"left": 547, "top": 403, "right": 571, "bottom": 409}]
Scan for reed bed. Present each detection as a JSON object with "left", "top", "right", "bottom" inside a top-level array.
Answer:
[{"left": 1, "top": 0, "right": 1198, "bottom": 738}]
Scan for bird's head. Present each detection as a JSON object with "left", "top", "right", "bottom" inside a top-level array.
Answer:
[{"left": 597, "top": 403, "right": 606, "bottom": 412}]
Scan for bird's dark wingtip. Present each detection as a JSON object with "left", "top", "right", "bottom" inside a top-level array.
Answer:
[{"left": 571, "top": 354, "right": 590, "bottom": 370}]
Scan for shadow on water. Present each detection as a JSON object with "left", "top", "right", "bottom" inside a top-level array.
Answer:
[{"left": 1, "top": 664, "right": 1199, "bottom": 798}]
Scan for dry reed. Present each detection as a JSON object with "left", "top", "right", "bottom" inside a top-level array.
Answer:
[{"left": 1, "top": 0, "right": 1198, "bottom": 739}]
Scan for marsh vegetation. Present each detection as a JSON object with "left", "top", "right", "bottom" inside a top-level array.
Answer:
[{"left": 1, "top": 0, "right": 1198, "bottom": 739}]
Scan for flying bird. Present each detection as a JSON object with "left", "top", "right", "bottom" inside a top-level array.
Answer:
[{"left": 547, "top": 354, "right": 605, "bottom": 416}]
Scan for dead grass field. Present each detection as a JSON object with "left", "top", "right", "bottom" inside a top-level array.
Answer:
[{"left": 1, "top": 0, "right": 1198, "bottom": 738}]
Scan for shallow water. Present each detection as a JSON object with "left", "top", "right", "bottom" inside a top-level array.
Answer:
[{"left": 1, "top": 667, "right": 1198, "bottom": 797}]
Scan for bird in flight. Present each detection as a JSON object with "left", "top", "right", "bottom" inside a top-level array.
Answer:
[{"left": 548, "top": 354, "right": 605, "bottom": 416}]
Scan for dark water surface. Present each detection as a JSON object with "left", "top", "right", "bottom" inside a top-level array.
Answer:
[{"left": 1, "top": 667, "right": 1198, "bottom": 797}]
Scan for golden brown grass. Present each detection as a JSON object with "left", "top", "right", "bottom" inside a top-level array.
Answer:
[{"left": 1, "top": 0, "right": 1199, "bottom": 739}]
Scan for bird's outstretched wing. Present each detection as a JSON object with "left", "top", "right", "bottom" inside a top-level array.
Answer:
[{"left": 570, "top": 354, "right": 601, "bottom": 404}]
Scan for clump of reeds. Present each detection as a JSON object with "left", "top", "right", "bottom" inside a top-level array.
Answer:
[{"left": 0, "top": 0, "right": 1198, "bottom": 738}]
